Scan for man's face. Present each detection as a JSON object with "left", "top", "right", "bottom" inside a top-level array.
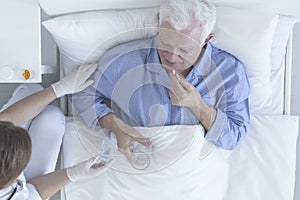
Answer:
[{"left": 157, "top": 21, "right": 203, "bottom": 76}]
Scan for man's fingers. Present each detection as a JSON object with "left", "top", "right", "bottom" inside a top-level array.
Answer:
[
  {"left": 134, "top": 137, "right": 152, "bottom": 147},
  {"left": 127, "top": 129, "right": 152, "bottom": 147},
  {"left": 169, "top": 72, "right": 185, "bottom": 95},
  {"left": 174, "top": 72, "right": 192, "bottom": 91},
  {"left": 169, "top": 91, "right": 179, "bottom": 105},
  {"left": 118, "top": 147, "right": 133, "bottom": 161}
]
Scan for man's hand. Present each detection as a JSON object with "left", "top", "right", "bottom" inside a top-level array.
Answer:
[
  {"left": 114, "top": 124, "right": 152, "bottom": 161},
  {"left": 169, "top": 70, "right": 216, "bottom": 131},
  {"left": 169, "top": 70, "right": 204, "bottom": 110},
  {"left": 99, "top": 114, "right": 152, "bottom": 161}
]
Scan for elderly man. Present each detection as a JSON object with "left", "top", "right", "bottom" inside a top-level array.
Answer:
[{"left": 72, "top": 0, "right": 250, "bottom": 158}]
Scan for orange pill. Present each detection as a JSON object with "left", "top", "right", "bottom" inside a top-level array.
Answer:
[{"left": 22, "top": 69, "right": 30, "bottom": 80}]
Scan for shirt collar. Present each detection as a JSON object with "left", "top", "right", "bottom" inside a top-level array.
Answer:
[
  {"left": 146, "top": 34, "right": 165, "bottom": 74},
  {"left": 192, "top": 42, "right": 213, "bottom": 76}
]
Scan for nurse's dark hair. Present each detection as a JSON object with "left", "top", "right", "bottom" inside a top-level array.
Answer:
[{"left": 0, "top": 121, "right": 32, "bottom": 188}]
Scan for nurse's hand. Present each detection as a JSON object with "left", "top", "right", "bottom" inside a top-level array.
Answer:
[
  {"left": 66, "top": 155, "right": 110, "bottom": 182},
  {"left": 51, "top": 63, "right": 97, "bottom": 98}
]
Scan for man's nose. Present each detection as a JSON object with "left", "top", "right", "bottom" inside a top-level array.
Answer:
[{"left": 166, "top": 51, "right": 179, "bottom": 63}]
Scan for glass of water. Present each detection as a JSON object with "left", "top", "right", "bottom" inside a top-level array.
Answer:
[{"left": 130, "top": 141, "right": 152, "bottom": 170}]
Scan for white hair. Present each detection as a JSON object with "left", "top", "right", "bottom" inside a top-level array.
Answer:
[{"left": 159, "top": 0, "right": 216, "bottom": 43}]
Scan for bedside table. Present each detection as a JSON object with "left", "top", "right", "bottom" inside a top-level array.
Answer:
[{"left": 0, "top": 0, "right": 41, "bottom": 83}]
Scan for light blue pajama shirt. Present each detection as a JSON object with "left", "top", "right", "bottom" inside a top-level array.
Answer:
[{"left": 71, "top": 35, "right": 250, "bottom": 150}]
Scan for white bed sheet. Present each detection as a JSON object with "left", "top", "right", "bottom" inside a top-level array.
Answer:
[
  {"left": 62, "top": 116, "right": 230, "bottom": 200},
  {"left": 61, "top": 114, "right": 298, "bottom": 200}
]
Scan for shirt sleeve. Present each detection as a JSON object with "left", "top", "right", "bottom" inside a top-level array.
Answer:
[
  {"left": 26, "top": 183, "right": 42, "bottom": 200},
  {"left": 71, "top": 56, "right": 118, "bottom": 128},
  {"left": 204, "top": 63, "right": 250, "bottom": 150}
]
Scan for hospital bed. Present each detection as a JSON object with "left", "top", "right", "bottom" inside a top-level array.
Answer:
[{"left": 37, "top": 0, "right": 300, "bottom": 199}]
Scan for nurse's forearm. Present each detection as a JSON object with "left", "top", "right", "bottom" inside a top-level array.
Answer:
[
  {"left": 28, "top": 169, "right": 71, "bottom": 200},
  {"left": 0, "top": 87, "right": 56, "bottom": 126}
]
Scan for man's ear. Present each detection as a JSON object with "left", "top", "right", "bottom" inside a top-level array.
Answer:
[{"left": 204, "top": 33, "right": 214, "bottom": 44}]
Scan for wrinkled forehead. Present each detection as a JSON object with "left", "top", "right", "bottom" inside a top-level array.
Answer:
[{"left": 158, "top": 21, "right": 202, "bottom": 46}]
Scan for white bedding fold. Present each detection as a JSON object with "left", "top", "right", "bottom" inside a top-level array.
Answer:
[
  {"left": 62, "top": 114, "right": 298, "bottom": 200},
  {"left": 63, "top": 117, "right": 229, "bottom": 200}
]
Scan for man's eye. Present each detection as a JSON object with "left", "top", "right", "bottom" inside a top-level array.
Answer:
[
  {"left": 160, "top": 40, "right": 168, "bottom": 45},
  {"left": 180, "top": 49, "right": 189, "bottom": 54},
  {"left": 180, "top": 48, "right": 194, "bottom": 54},
  {"left": 181, "top": 49, "right": 188, "bottom": 54}
]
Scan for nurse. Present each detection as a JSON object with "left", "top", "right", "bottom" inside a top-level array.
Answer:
[{"left": 0, "top": 64, "right": 108, "bottom": 200}]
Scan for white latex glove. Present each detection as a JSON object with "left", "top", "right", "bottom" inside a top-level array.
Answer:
[
  {"left": 66, "top": 156, "right": 108, "bottom": 182},
  {"left": 51, "top": 63, "right": 97, "bottom": 98}
]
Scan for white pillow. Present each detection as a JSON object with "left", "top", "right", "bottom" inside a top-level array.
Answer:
[
  {"left": 211, "top": 7, "right": 278, "bottom": 113},
  {"left": 42, "top": 8, "right": 159, "bottom": 66},
  {"left": 271, "top": 15, "right": 299, "bottom": 71},
  {"left": 42, "top": 7, "right": 278, "bottom": 113},
  {"left": 264, "top": 15, "right": 299, "bottom": 115}
]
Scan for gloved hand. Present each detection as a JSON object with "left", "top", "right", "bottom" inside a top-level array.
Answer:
[
  {"left": 66, "top": 156, "right": 108, "bottom": 182},
  {"left": 51, "top": 63, "right": 97, "bottom": 98}
]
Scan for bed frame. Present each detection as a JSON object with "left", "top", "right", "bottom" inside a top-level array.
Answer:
[{"left": 284, "top": 36, "right": 293, "bottom": 115}]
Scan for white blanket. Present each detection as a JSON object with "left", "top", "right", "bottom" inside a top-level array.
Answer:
[{"left": 61, "top": 114, "right": 298, "bottom": 200}]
